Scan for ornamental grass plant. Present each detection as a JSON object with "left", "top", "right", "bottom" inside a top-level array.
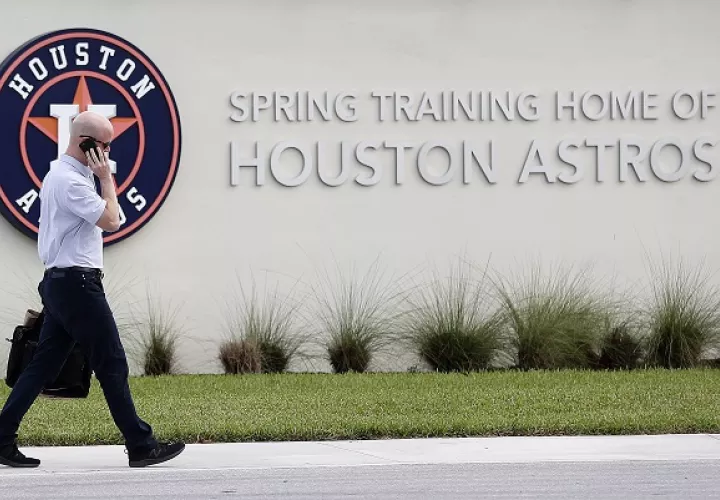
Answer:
[
  {"left": 492, "top": 261, "right": 615, "bottom": 371},
  {"left": 123, "top": 285, "right": 185, "bottom": 376},
  {"left": 218, "top": 273, "right": 306, "bottom": 374},
  {"left": 304, "top": 258, "right": 407, "bottom": 373},
  {"left": 397, "top": 257, "right": 509, "bottom": 372},
  {"left": 640, "top": 256, "right": 720, "bottom": 369}
]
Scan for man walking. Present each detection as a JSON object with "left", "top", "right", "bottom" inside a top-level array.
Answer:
[{"left": 0, "top": 111, "right": 184, "bottom": 468}]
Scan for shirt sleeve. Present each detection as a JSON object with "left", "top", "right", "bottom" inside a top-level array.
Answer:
[{"left": 61, "top": 177, "right": 107, "bottom": 225}]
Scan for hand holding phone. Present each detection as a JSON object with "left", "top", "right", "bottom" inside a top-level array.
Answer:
[{"left": 85, "top": 145, "right": 112, "bottom": 181}]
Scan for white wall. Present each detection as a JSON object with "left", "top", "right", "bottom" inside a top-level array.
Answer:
[{"left": 0, "top": 0, "right": 719, "bottom": 373}]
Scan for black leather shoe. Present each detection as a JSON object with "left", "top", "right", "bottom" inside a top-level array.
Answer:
[
  {"left": 0, "top": 444, "right": 40, "bottom": 468},
  {"left": 128, "top": 441, "right": 185, "bottom": 467}
]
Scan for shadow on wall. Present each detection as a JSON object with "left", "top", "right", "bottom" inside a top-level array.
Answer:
[
  {"left": 1, "top": 246, "right": 720, "bottom": 376},
  {"left": 105, "top": 250, "right": 720, "bottom": 374}
]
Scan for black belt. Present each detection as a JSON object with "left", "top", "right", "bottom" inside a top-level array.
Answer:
[{"left": 45, "top": 266, "right": 103, "bottom": 278}]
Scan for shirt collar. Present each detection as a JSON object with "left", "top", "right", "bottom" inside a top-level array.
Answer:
[{"left": 59, "top": 154, "right": 92, "bottom": 178}]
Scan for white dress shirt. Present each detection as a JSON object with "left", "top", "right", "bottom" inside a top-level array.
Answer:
[{"left": 37, "top": 154, "right": 107, "bottom": 269}]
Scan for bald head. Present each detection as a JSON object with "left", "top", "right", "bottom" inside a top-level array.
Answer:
[
  {"left": 66, "top": 111, "right": 114, "bottom": 164},
  {"left": 70, "top": 111, "right": 113, "bottom": 140}
]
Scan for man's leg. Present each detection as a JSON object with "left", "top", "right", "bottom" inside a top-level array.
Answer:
[
  {"left": 0, "top": 309, "right": 75, "bottom": 467},
  {"left": 74, "top": 278, "right": 185, "bottom": 466},
  {"left": 84, "top": 307, "right": 159, "bottom": 455}
]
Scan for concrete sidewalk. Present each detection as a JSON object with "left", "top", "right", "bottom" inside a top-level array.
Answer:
[{"left": 1, "top": 433, "right": 719, "bottom": 474}]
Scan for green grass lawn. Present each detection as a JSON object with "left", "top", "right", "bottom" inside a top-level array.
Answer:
[{"left": 2, "top": 369, "right": 719, "bottom": 447}]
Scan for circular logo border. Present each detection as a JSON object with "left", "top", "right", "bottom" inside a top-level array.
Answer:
[{"left": 0, "top": 27, "right": 182, "bottom": 246}]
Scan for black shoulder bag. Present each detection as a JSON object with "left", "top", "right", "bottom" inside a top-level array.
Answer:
[{"left": 5, "top": 309, "right": 92, "bottom": 399}]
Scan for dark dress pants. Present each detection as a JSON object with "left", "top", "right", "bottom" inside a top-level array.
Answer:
[{"left": 0, "top": 268, "right": 157, "bottom": 454}]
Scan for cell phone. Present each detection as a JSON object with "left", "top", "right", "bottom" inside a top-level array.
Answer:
[{"left": 79, "top": 138, "right": 97, "bottom": 154}]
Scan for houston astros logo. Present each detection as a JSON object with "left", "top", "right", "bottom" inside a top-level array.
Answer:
[{"left": 0, "top": 28, "right": 181, "bottom": 245}]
